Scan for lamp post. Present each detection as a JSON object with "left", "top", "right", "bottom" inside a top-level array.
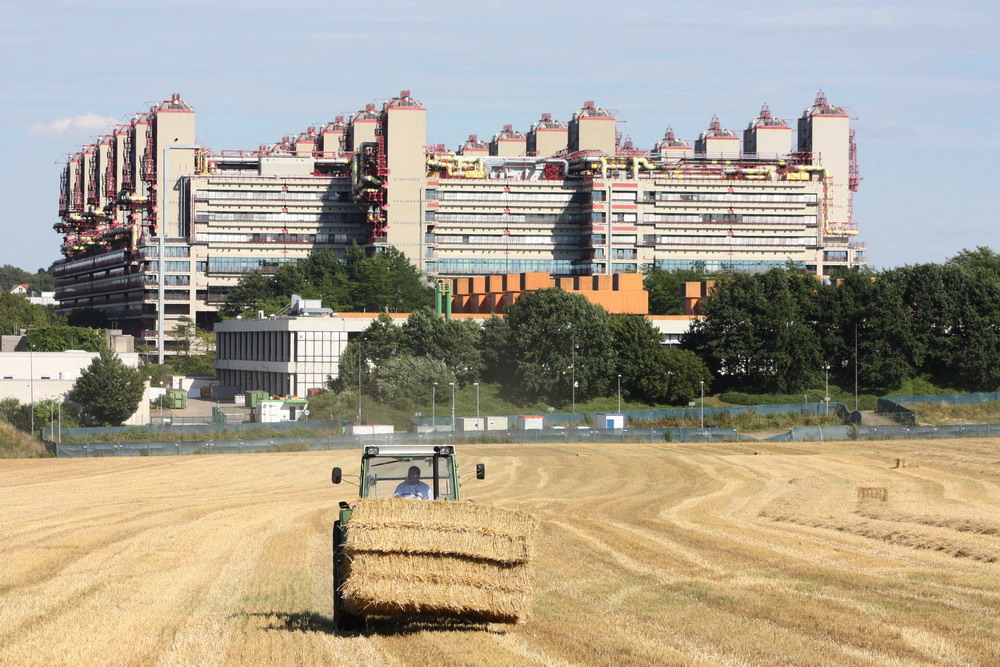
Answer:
[
  {"left": 617, "top": 374, "right": 622, "bottom": 414},
  {"left": 571, "top": 332, "right": 577, "bottom": 415},
  {"left": 854, "top": 322, "right": 859, "bottom": 412},
  {"left": 29, "top": 338, "right": 34, "bottom": 437},
  {"left": 449, "top": 382, "right": 456, "bottom": 432},
  {"left": 824, "top": 364, "right": 830, "bottom": 416},
  {"left": 700, "top": 380, "right": 705, "bottom": 430},
  {"left": 473, "top": 382, "right": 480, "bottom": 419},
  {"left": 432, "top": 382, "right": 437, "bottom": 429},
  {"left": 357, "top": 342, "right": 363, "bottom": 424}
]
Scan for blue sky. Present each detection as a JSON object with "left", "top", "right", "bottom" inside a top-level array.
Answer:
[{"left": 1, "top": 0, "right": 997, "bottom": 272}]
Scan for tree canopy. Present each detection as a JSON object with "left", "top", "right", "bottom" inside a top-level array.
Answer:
[
  {"left": 68, "top": 349, "right": 146, "bottom": 426},
  {"left": 492, "top": 288, "right": 616, "bottom": 404},
  {"left": 643, "top": 266, "right": 702, "bottom": 315},
  {"left": 221, "top": 245, "right": 433, "bottom": 317},
  {"left": 0, "top": 293, "right": 62, "bottom": 335}
]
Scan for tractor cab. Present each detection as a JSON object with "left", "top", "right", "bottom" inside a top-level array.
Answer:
[{"left": 331, "top": 445, "right": 484, "bottom": 502}]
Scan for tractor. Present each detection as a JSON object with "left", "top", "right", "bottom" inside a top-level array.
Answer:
[{"left": 330, "top": 444, "right": 485, "bottom": 631}]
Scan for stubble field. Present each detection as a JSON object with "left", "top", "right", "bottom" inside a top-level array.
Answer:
[{"left": 2, "top": 438, "right": 999, "bottom": 665}]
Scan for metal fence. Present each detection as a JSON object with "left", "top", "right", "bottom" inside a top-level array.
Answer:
[
  {"left": 53, "top": 427, "right": 744, "bottom": 457},
  {"left": 768, "top": 423, "right": 1000, "bottom": 442},
  {"left": 889, "top": 392, "right": 1000, "bottom": 406},
  {"left": 414, "top": 402, "right": 847, "bottom": 429}
]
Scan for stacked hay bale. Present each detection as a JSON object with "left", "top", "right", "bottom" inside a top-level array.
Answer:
[{"left": 341, "top": 498, "right": 538, "bottom": 623}]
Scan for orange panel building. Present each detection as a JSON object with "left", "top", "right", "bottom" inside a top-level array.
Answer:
[{"left": 444, "top": 272, "right": 649, "bottom": 315}]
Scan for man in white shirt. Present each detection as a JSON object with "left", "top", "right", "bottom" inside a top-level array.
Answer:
[{"left": 393, "top": 465, "right": 433, "bottom": 499}]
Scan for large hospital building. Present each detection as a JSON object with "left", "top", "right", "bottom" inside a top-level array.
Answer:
[{"left": 53, "top": 90, "right": 864, "bottom": 356}]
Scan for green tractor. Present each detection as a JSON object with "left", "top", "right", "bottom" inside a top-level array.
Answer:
[{"left": 331, "top": 444, "right": 485, "bottom": 631}]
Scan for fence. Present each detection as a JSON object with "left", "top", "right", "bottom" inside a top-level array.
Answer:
[
  {"left": 54, "top": 427, "right": 744, "bottom": 457},
  {"left": 768, "top": 423, "right": 1000, "bottom": 442},
  {"left": 45, "top": 418, "right": 351, "bottom": 442},
  {"left": 414, "top": 402, "right": 848, "bottom": 429}
]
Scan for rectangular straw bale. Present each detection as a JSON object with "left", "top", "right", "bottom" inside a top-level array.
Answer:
[
  {"left": 342, "top": 552, "right": 532, "bottom": 623},
  {"left": 345, "top": 498, "right": 538, "bottom": 564}
]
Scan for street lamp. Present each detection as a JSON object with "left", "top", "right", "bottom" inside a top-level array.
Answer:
[
  {"left": 432, "top": 382, "right": 437, "bottom": 429},
  {"left": 617, "top": 374, "right": 622, "bottom": 414},
  {"left": 700, "top": 380, "right": 705, "bottom": 430},
  {"left": 29, "top": 337, "right": 33, "bottom": 437},
  {"left": 570, "top": 332, "right": 577, "bottom": 415},
  {"left": 449, "top": 382, "right": 456, "bottom": 432},
  {"left": 473, "top": 382, "right": 480, "bottom": 420},
  {"left": 854, "top": 321, "right": 859, "bottom": 412},
  {"left": 824, "top": 364, "right": 830, "bottom": 416}
]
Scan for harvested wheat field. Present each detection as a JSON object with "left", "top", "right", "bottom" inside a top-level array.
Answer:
[{"left": 2, "top": 439, "right": 1000, "bottom": 665}]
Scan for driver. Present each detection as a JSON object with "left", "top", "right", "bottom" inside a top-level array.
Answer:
[{"left": 393, "top": 465, "right": 433, "bottom": 500}]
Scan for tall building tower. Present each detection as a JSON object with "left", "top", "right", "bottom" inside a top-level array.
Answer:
[
  {"left": 153, "top": 94, "right": 197, "bottom": 237},
  {"left": 293, "top": 127, "right": 318, "bottom": 156},
  {"left": 347, "top": 104, "right": 378, "bottom": 152},
  {"left": 653, "top": 126, "right": 692, "bottom": 162},
  {"left": 458, "top": 134, "right": 489, "bottom": 156},
  {"left": 695, "top": 116, "right": 740, "bottom": 157},
  {"left": 568, "top": 101, "right": 616, "bottom": 153},
  {"left": 490, "top": 125, "right": 527, "bottom": 156},
  {"left": 798, "top": 90, "right": 851, "bottom": 231},
  {"left": 743, "top": 104, "right": 791, "bottom": 159},
  {"left": 382, "top": 90, "right": 427, "bottom": 265},
  {"left": 320, "top": 117, "right": 346, "bottom": 157},
  {"left": 526, "top": 113, "right": 568, "bottom": 157}
]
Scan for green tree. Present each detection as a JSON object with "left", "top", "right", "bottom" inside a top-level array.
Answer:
[
  {"left": 373, "top": 355, "right": 455, "bottom": 408},
  {"left": 500, "top": 288, "right": 616, "bottom": 403},
  {"left": 643, "top": 266, "right": 701, "bottom": 315},
  {"left": 639, "top": 349, "right": 713, "bottom": 405},
  {"left": 0, "top": 292, "right": 61, "bottom": 335},
  {"left": 685, "top": 270, "right": 822, "bottom": 393},
  {"left": 345, "top": 245, "right": 434, "bottom": 313},
  {"left": 221, "top": 271, "right": 274, "bottom": 317},
  {"left": 171, "top": 316, "right": 198, "bottom": 357},
  {"left": 68, "top": 349, "right": 146, "bottom": 426},
  {"left": 947, "top": 246, "right": 1000, "bottom": 276},
  {"left": 400, "top": 307, "right": 483, "bottom": 383},
  {"left": 609, "top": 314, "right": 662, "bottom": 401},
  {"left": 335, "top": 314, "right": 405, "bottom": 393},
  {"left": 26, "top": 326, "right": 103, "bottom": 352},
  {"left": 478, "top": 316, "right": 512, "bottom": 385}
]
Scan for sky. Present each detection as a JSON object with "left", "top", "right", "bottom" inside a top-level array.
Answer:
[{"left": 1, "top": 0, "right": 997, "bottom": 272}]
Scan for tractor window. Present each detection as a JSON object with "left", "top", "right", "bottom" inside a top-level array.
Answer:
[{"left": 363, "top": 456, "right": 455, "bottom": 500}]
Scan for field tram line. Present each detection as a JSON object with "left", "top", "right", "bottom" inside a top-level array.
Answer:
[
  {"left": 853, "top": 507, "right": 1000, "bottom": 537},
  {"left": 758, "top": 508, "right": 1000, "bottom": 564}
]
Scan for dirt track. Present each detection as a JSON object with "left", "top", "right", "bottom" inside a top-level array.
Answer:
[{"left": 2, "top": 439, "right": 1000, "bottom": 665}]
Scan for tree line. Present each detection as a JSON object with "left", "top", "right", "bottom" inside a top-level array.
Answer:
[
  {"left": 685, "top": 246, "right": 1000, "bottom": 394},
  {"left": 334, "top": 289, "right": 712, "bottom": 410},
  {"left": 222, "top": 245, "right": 434, "bottom": 318}
]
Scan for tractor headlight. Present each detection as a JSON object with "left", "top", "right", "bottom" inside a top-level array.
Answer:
[{"left": 364, "top": 446, "right": 379, "bottom": 456}]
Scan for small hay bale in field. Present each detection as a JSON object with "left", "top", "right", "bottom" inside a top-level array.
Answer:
[
  {"left": 857, "top": 486, "right": 888, "bottom": 502},
  {"left": 893, "top": 458, "right": 918, "bottom": 469},
  {"left": 342, "top": 498, "right": 538, "bottom": 623}
]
